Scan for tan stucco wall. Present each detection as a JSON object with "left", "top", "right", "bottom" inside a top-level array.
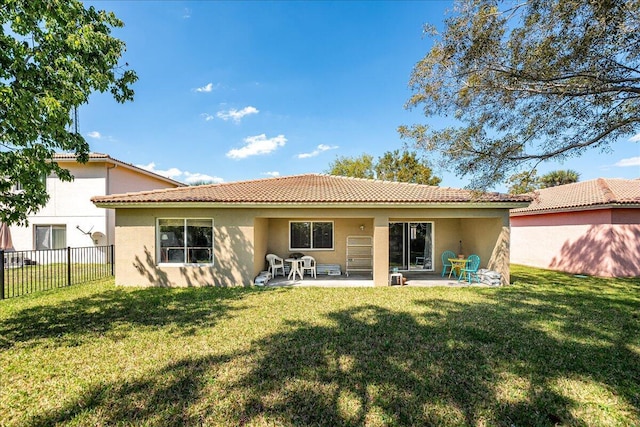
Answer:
[
  {"left": 115, "top": 208, "right": 255, "bottom": 287},
  {"left": 113, "top": 206, "right": 513, "bottom": 287},
  {"left": 266, "top": 217, "right": 372, "bottom": 268},
  {"left": 253, "top": 217, "right": 269, "bottom": 273}
]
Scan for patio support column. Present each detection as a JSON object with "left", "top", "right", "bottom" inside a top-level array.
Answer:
[
  {"left": 372, "top": 214, "right": 389, "bottom": 286},
  {"left": 487, "top": 213, "right": 511, "bottom": 286}
]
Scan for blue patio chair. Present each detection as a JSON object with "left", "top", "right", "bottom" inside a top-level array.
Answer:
[
  {"left": 459, "top": 254, "right": 481, "bottom": 284},
  {"left": 441, "top": 250, "right": 456, "bottom": 277}
]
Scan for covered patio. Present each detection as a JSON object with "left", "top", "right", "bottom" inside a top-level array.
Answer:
[
  {"left": 257, "top": 211, "right": 515, "bottom": 287},
  {"left": 263, "top": 270, "right": 496, "bottom": 288}
]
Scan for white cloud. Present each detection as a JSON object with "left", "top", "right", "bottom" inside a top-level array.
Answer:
[
  {"left": 137, "top": 162, "right": 183, "bottom": 179},
  {"left": 136, "top": 162, "right": 223, "bottom": 183},
  {"left": 183, "top": 8, "right": 192, "bottom": 19},
  {"left": 200, "top": 113, "right": 215, "bottom": 121},
  {"left": 183, "top": 172, "right": 224, "bottom": 184},
  {"left": 216, "top": 106, "right": 259, "bottom": 123},
  {"left": 195, "top": 82, "right": 217, "bottom": 93},
  {"left": 226, "top": 134, "right": 287, "bottom": 159},
  {"left": 263, "top": 171, "right": 280, "bottom": 177},
  {"left": 87, "top": 131, "right": 102, "bottom": 139},
  {"left": 629, "top": 133, "right": 640, "bottom": 142},
  {"left": 614, "top": 156, "right": 640, "bottom": 167},
  {"left": 297, "top": 144, "right": 339, "bottom": 159}
]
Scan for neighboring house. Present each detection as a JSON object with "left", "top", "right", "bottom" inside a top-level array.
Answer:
[
  {"left": 92, "top": 174, "right": 530, "bottom": 287},
  {"left": 9, "top": 153, "right": 184, "bottom": 251},
  {"left": 510, "top": 178, "right": 640, "bottom": 277}
]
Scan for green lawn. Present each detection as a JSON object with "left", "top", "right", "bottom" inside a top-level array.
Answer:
[
  {"left": 0, "top": 265, "right": 638, "bottom": 426},
  {"left": 3, "top": 263, "right": 113, "bottom": 299}
]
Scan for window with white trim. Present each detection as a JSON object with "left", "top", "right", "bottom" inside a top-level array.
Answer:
[
  {"left": 11, "top": 174, "right": 46, "bottom": 193},
  {"left": 158, "top": 218, "right": 214, "bottom": 264},
  {"left": 35, "top": 225, "right": 66, "bottom": 250},
  {"left": 289, "top": 221, "right": 333, "bottom": 250}
]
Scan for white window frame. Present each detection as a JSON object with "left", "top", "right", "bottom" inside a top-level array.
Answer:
[
  {"left": 156, "top": 218, "right": 215, "bottom": 266},
  {"left": 289, "top": 220, "right": 334, "bottom": 251},
  {"left": 11, "top": 174, "right": 46, "bottom": 193},
  {"left": 34, "top": 224, "right": 67, "bottom": 250}
]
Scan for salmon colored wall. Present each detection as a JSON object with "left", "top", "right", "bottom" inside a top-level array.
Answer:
[
  {"left": 511, "top": 208, "right": 640, "bottom": 277},
  {"left": 109, "top": 164, "right": 181, "bottom": 194},
  {"left": 511, "top": 209, "right": 613, "bottom": 227},
  {"left": 612, "top": 209, "right": 640, "bottom": 225}
]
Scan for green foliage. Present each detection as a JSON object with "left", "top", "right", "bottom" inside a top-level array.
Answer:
[
  {"left": 401, "top": 0, "right": 640, "bottom": 190},
  {"left": 539, "top": 169, "right": 580, "bottom": 188},
  {"left": 507, "top": 168, "right": 580, "bottom": 193},
  {"left": 375, "top": 149, "right": 441, "bottom": 185},
  {"left": 0, "top": 0, "right": 137, "bottom": 225},
  {"left": 326, "top": 153, "right": 375, "bottom": 179},
  {"left": 507, "top": 169, "right": 539, "bottom": 194},
  {"left": 327, "top": 150, "right": 441, "bottom": 185},
  {"left": 189, "top": 180, "right": 216, "bottom": 186}
]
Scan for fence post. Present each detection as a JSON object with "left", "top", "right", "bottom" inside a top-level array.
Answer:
[
  {"left": 110, "top": 244, "right": 114, "bottom": 276},
  {"left": 1, "top": 249, "right": 4, "bottom": 299},
  {"left": 67, "top": 246, "right": 71, "bottom": 287}
]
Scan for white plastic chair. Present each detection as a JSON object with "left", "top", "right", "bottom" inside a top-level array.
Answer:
[
  {"left": 266, "top": 254, "right": 285, "bottom": 277},
  {"left": 300, "top": 255, "right": 317, "bottom": 278}
]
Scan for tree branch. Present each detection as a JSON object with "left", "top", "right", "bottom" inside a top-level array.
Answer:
[{"left": 511, "top": 117, "right": 639, "bottom": 161}]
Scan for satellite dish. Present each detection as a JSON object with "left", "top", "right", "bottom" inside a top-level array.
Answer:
[{"left": 90, "top": 231, "right": 106, "bottom": 244}]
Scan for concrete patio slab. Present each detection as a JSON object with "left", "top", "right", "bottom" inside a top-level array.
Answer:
[{"left": 263, "top": 272, "right": 498, "bottom": 288}]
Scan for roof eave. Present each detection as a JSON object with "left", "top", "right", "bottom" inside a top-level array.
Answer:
[
  {"left": 54, "top": 155, "right": 186, "bottom": 187},
  {"left": 510, "top": 203, "right": 640, "bottom": 216},
  {"left": 93, "top": 201, "right": 532, "bottom": 209}
]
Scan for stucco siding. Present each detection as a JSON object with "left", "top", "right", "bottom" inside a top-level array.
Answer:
[
  {"left": 511, "top": 223, "right": 589, "bottom": 270},
  {"left": 612, "top": 208, "right": 640, "bottom": 225},
  {"left": 266, "top": 217, "right": 372, "bottom": 270},
  {"left": 511, "top": 209, "right": 614, "bottom": 227},
  {"left": 9, "top": 165, "right": 108, "bottom": 250},
  {"left": 253, "top": 217, "right": 269, "bottom": 275},
  {"left": 116, "top": 208, "right": 255, "bottom": 287},
  {"left": 109, "top": 165, "right": 181, "bottom": 194},
  {"left": 113, "top": 206, "right": 513, "bottom": 287},
  {"left": 8, "top": 160, "right": 181, "bottom": 251},
  {"left": 511, "top": 214, "right": 640, "bottom": 277}
]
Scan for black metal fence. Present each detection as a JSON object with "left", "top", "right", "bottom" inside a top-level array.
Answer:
[{"left": 1, "top": 245, "right": 114, "bottom": 299}]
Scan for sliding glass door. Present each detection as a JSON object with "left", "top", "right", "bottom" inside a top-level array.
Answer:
[{"left": 389, "top": 222, "right": 434, "bottom": 271}]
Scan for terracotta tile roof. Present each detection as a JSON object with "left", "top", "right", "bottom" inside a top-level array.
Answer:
[
  {"left": 511, "top": 178, "right": 640, "bottom": 214},
  {"left": 53, "top": 152, "right": 111, "bottom": 160},
  {"left": 92, "top": 174, "right": 530, "bottom": 206},
  {"left": 53, "top": 152, "right": 185, "bottom": 187}
]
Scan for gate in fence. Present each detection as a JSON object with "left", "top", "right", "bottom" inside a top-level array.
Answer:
[{"left": 1, "top": 245, "right": 114, "bottom": 299}]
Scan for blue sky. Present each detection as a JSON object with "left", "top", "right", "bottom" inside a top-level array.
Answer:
[{"left": 81, "top": 1, "right": 639, "bottom": 191}]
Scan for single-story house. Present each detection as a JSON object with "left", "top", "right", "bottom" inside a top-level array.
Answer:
[
  {"left": 92, "top": 174, "right": 531, "bottom": 287},
  {"left": 510, "top": 178, "right": 640, "bottom": 277}
]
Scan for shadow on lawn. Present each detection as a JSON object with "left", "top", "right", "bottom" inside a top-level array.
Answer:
[
  {"left": 0, "top": 286, "right": 257, "bottom": 349},
  {"left": 22, "top": 278, "right": 640, "bottom": 426}
]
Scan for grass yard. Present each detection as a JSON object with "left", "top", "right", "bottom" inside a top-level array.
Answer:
[
  {"left": 0, "top": 265, "right": 638, "bottom": 426},
  {"left": 3, "top": 263, "right": 113, "bottom": 299}
]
